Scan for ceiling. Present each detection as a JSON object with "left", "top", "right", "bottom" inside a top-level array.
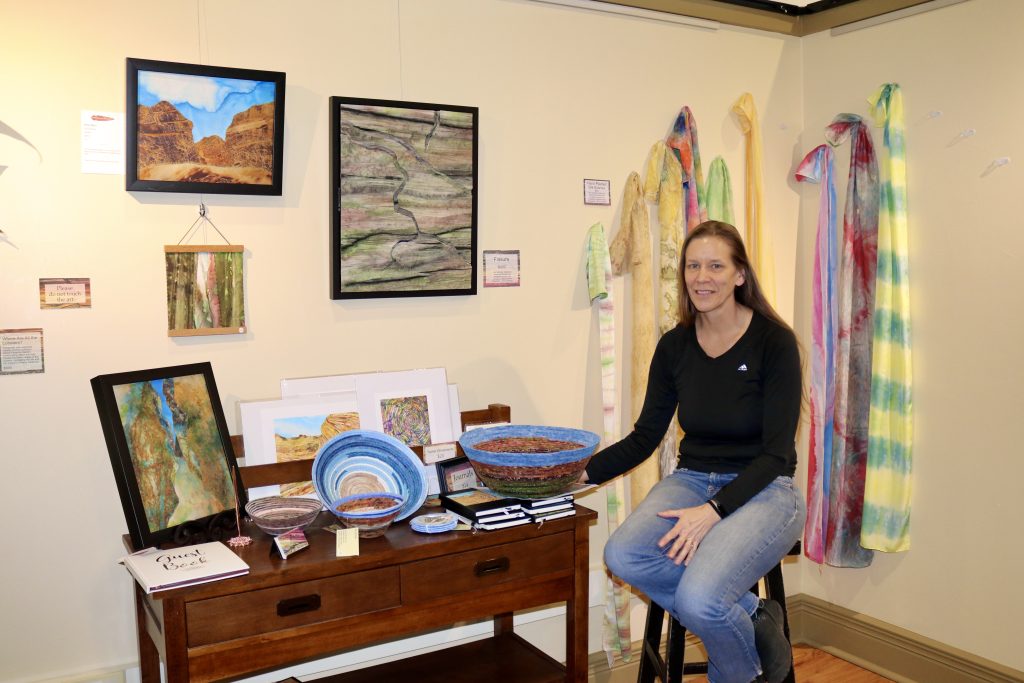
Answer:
[{"left": 597, "top": 0, "right": 958, "bottom": 35}]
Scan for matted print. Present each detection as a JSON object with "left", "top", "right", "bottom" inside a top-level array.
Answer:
[
  {"left": 354, "top": 368, "right": 454, "bottom": 448},
  {"left": 240, "top": 393, "right": 361, "bottom": 500}
]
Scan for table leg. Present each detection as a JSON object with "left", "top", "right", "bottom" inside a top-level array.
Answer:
[
  {"left": 568, "top": 520, "right": 591, "bottom": 682},
  {"left": 135, "top": 587, "right": 161, "bottom": 683},
  {"left": 494, "top": 612, "right": 514, "bottom": 636}
]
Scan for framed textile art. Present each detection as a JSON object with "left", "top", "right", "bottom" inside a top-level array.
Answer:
[
  {"left": 164, "top": 245, "right": 246, "bottom": 336},
  {"left": 329, "top": 96, "right": 478, "bottom": 299},
  {"left": 91, "top": 362, "right": 246, "bottom": 550},
  {"left": 126, "top": 58, "right": 285, "bottom": 195}
]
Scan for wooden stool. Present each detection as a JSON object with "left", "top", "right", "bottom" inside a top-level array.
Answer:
[{"left": 636, "top": 542, "right": 801, "bottom": 683}]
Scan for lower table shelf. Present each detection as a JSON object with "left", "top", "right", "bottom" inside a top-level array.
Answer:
[{"left": 306, "top": 633, "right": 566, "bottom": 683}]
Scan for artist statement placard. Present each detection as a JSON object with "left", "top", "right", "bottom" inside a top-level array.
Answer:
[{"left": 0, "top": 328, "right": 45, "bottom": 374}]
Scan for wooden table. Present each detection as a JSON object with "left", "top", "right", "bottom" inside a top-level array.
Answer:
[{"left": 133, "top": 505, "right": 597, "bottom": 683}]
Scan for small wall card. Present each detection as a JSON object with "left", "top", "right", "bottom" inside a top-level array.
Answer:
[
  {"left": 81, "top": 110, "right": 123, "bottom": 175},
  {"left": 583, "top": 179, "right": 611, "bottom": 205},
  {"left": 483, "top": 250, "right": 520, "bottom": 288},
  {"left": 40, "top": 278, "right": 91, "bottom": 309},
  {"left": 165, "top": 245, "right": 246, "bottom": 337},
  {"left": 0, "top": 328, "right": 44, "bottom": 374}
]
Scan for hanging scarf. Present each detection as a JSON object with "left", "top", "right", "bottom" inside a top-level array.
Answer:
[
  {"left": 863, "top": 84, "right": 913, "bottom": 552},
  {"left": 666, "top": 106, "right": 707, "bottom": 232},
  {"left": 644, "top": 140, "right": 684, "bottom": 336},
  {"left": 732, "top": 93, "right": 776, "bottom": 305},
  {"left": 705, "top": 155, "right": 735, "bottom": 224},
  {"left": 587, "top": 223, "right": 633, "bottom": 663},
  {"left": 609, "top": 172, "right": 660, "bottom": 503},
  {"left": 824, "top": 114, "right": 879, "bottom": 568},
  {"left": 795, "top": 145, "right": 838, "bottom": 565},
  {"left": 646, "top": 140, "right": 684, "bottom": 478}
]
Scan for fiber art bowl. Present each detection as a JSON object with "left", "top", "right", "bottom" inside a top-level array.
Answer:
[
  {"left": 312, "top": 430, "right": 427, "bottom": 521},
  {"left": 331, "top": 492, "right": 404, "bottom": 538},
  {"left": 245, "top": 496, "right": 323, "bottom": 536},
  {"left": 458, "top": 425, "right": 600, "bottom": 499}
]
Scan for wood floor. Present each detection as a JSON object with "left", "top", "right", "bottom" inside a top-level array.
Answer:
[{"left": 683, "top": 645, "right": 895, "bottom": 682}]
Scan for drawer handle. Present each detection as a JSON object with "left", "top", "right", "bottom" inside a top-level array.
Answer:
[
  {"left": 474, "top": 557, "right": 510, "bottom": 576},
  {"left": 277, "top": 594, "right": 321, "bottom": 617}
]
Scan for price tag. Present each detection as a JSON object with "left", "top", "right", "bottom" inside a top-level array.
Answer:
[{"left": 423, "top": 442, "right": 459, "bottom": 464}]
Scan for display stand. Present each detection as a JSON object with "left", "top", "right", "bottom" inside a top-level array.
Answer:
[{"left": 129, "top": 403, "right": 596, "bottom": 683}]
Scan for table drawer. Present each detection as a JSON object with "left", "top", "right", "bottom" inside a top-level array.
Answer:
[
  {"left": 186, "top": 566, "right": 400, "bottom": 647},
  {"left": 401, "top": 532, "right": 572, "bottom": 604}
]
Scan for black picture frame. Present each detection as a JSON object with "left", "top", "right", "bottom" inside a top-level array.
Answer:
[
  {"left": 91, "top": 362, "right": 246, "bottom": 550},
  {"left": 329, "top": 96, "right": 478, "bottom": 299},
  {"left": 437, "top": 456, "right": 485, "bottom": 496},
  {"left": 126, "top": 57, "right": 286, "bottom": 195}
]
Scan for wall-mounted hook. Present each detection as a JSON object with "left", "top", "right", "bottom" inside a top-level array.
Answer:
[
  {"left": 981, "top": 157, "right": 1010, "bottom": 178},
  {"left": 0, "top": 228, "right": 18, "bottom": 249},
  {"left": 946, "top": 128, "right": 976, "bottom": 147}
]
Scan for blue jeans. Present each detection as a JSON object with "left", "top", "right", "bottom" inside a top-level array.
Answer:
[{"left": 604, "top": 469, "right": 805, "bottom": 683}]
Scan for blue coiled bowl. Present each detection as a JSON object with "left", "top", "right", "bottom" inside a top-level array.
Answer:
[
  {"left": 312, "top": 430, "right": 427, "bottom": 521},
  {"left": 458, "top": 425, "right": 600, "bottom": 499}
]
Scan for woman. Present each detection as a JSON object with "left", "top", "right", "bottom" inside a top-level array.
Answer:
[{"left": 584, "top": 221, "right": 805, "bottom": 683}]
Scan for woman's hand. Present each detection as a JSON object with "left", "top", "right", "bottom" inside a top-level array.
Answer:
[{"left": 656, "top": 503, "right": 721, "bottom": 566}]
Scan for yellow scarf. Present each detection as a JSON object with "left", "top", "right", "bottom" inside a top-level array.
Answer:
[{"left": 732, "top": 93, "right": 776, "bottom": 304}]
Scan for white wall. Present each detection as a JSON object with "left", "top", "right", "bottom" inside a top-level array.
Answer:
[
  {"left": 794, "top": 0, "right": 1024, "bottom": 672},
  {"left": 0, "top": 1, "right": 803, "bottom": 680}
]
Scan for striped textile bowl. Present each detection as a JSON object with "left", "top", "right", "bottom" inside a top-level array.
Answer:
[
  {"left": 245, "top": 496, "right": 323, "bottom": 536},
  {"left": 458, "top": 425, "right": 600, "bottom": 499}
]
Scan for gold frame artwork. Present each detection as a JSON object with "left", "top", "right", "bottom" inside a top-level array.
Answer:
[{"left": 164, "top": 245, "right": 246, "bottom": 337}]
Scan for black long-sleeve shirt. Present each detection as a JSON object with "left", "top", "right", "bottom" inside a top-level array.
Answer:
[{"left": 585, "top": 311, "right": 801, "bottom": 515}]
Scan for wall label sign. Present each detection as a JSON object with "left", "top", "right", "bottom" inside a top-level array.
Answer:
[
  {"left": 40, "top": 278, "right": 91, "bottom": 309},
  {"left": 483, "top": 250, "right": 521, "bottom": 288},
  {"left": 0, "top": 328, "right": 44, "bottom": 375},
  {"left": 583, "top": 179, "right": 611, "bottom": 205}
]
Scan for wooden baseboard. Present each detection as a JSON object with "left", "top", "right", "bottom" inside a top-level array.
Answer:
[
  {"left": 584, "top": 594, "right": 1024, "bottom": 683},
  {"left": 787, "top": 594, "right": 1024, "bottom": 683}
]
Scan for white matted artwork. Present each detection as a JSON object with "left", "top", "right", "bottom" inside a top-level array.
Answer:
[
  {"left": 281, "top": 369, "right": 462, "bottom": 440},
  {"left": 239, "top": 393, "right": 360, "bottom": 500},
  {"left": 355, "top": 369, "right": 453, "bottom": 447}
]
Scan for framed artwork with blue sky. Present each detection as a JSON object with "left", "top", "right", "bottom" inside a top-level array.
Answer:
[{"left": 126, "top": 58, "right": 285, "bottom": 195}]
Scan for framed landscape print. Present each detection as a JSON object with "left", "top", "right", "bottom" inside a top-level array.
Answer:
[
  {"left": 239, "top": 393, "right": 361, "bottom": 501},
  {"left": 329, "top": 96, "right": 478, "bottom": 299},
  {"left": 91, "top": 362, "right": 245, "bottom": 549},
  {"left": 126, "top": 58, "right": 285, "bottom": 195}
]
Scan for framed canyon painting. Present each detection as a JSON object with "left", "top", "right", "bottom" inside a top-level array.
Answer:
[
  {"left": 126, "top": 58, "right": 285, "bottom": 195},
  {"left": 329, "top": 96, "right": 478, "bottom": 299},
  {"left": 91, "top": 362, "right": 245, "bottom": 550}
]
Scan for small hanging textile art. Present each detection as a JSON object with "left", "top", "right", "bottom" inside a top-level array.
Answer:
[{"left": 586, "top": 222, "right": 633, "bottom": 663}]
